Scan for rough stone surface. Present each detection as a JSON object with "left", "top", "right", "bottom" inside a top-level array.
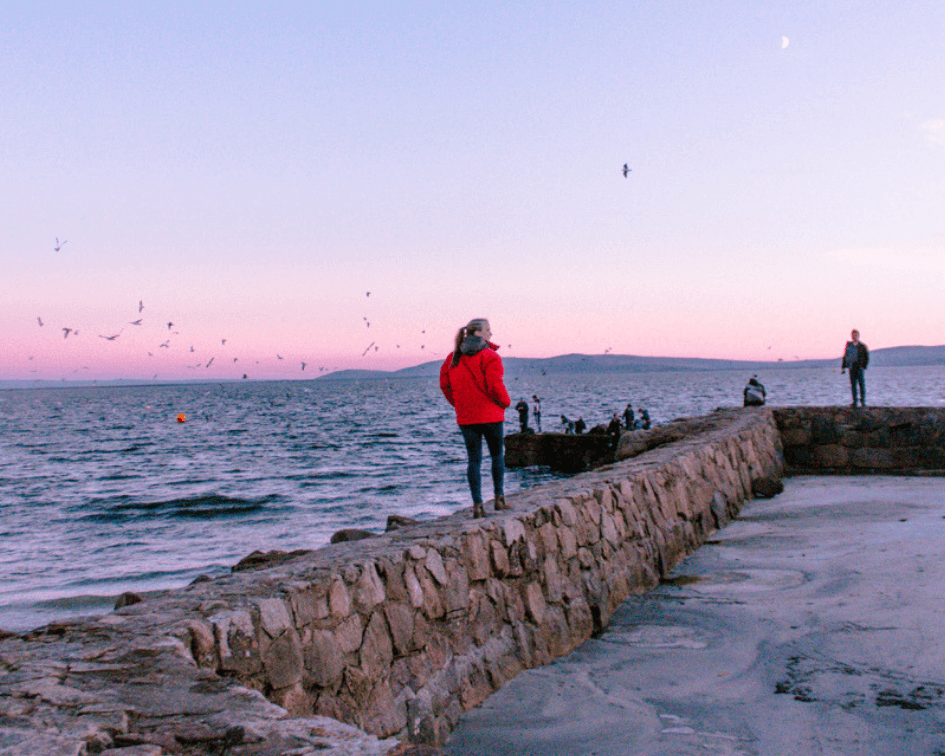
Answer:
[
  {"left": 775, "top": 406, "right": 945, "bottom": 473},
  {"left": 0, "top": 408, "right": 789, "bottom": 754}
]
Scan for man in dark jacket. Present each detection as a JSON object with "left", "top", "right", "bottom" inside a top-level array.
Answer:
[{"left": 841, "top": 329, "right": 869, "bottom": 407}]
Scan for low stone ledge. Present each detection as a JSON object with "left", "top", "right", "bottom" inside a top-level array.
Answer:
[
  {"left": 774, "top": 406, "right": 945, "bottom": 474},
  {"left": 0, "top": 408, "right": 784, "bottom": 754}
]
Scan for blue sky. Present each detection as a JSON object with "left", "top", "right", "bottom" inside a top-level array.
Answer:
[{"left": 3, "top": 1, "right": 943, "bottom": 380}]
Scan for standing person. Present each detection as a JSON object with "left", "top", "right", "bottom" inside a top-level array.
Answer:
[
  {"left": 623, "top": 403, "right": 635, "bottom": 429},
  {"left": 841, "top": 329, "right": 869, "bottom": 407},
  {"left": 440, "top": 318, "right": 512, "bottom": 518},
  {"left": 607, "top": 411, "right": 623, "bottom": 451},
  {"left": 532, "top": 395, "right": 542, "bottom": 433},
  {"left": 514, "top": 398, "right": 530, "bottom": 433}
]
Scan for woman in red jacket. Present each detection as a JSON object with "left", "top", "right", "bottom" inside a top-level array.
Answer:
[{"left": 440, "top": 318, "right": 511, "bottom": 518}]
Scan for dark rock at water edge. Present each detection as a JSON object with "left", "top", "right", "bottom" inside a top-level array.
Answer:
[
  {"left": 330, "top": 528, "right": 376, "bottom": 544},
  {"left": 232, "top": 548, "right": 313, "bottom": 572}
]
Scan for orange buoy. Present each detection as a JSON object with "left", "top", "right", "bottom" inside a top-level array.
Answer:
[{"left": 176, "top": 413, "right": 187, "bottom": 423}]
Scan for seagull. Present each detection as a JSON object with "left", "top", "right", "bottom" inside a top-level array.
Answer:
[
  {"left": 362, "top": 341, "right": 375, "bottom": 357},
  {"left": 301, "top": 362, "right": 307, "bottom": 371},
  {"left": 221, "top": 338, "right": 226, "bottom": 346},
  {"left": 98, "top": 330, "right": 123, "bottom": 341},
  {"left": 159, "top": 340, "right": 170, "bottom": 348},
  {"left": 190, "top": 345, "right": 194, "bottom": 352},
  {"left": 62, "top": 328, "right": 73, "bottom": 339},
  {"left": 206, "top": 357, "right": 215, "bottom": 368},
  {"left": 37, "top": 317, "right": 44, "bottom": 327},
  {"left": 129, "top": 319, "right": 143, "bottom": 326},
  {"left": 138, "top": 300, "right": 144, "bottom": 313},
  {"left": 277, "top": 354, "right": 283, "bottom": 360},
  {"left": 55, "top": 238, "right": 68, "bottom": 252},
  {"left": 622, "top": 164, "right": 631, "bottom": 177},
  {"left": 167, "top": 322, "right": 174, "bottom": 330},
  {"left": 366, "top": 292, "right": 370, "bottom": 297},
  {"left": 233, "top": 357, "right": 238, "bottom": 362}
]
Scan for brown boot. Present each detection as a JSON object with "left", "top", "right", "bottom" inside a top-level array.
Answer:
[
  {"left": 494, "top": 495, "right": 510, "bottom": 511},
  {"left": 473, "top": 502, "right": 486, "bottom": 519}
]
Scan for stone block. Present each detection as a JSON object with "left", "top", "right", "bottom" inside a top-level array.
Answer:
[
  {"left": 335, "top": 614, "right": 364, "bottom": 655},
  {"left": 537, "top": 523, "right": 558, "bottom": 555},
  {"left": 419, "top": 573, "right": 445, "bottom": 619},
  {"left": 558, "top": 526, "right": 578, "bottom": 559},
  {"left": 355, "top": 563, "right": 386, "bottom": 613},
  {"left": 462, "top": 533, "right": 490, "bottom": 582},
  {"left": 328, "top": 574, "right": 351, "bottom": 619},
  {"left": 523, "top": 583, "right": 546, "bottom": 625},
  {"left": 500, "top": 519, "right": 526, "bottom": 546},
  {"left": 383, "top": 602, "right": 415, "bottom": 656},
  {"left": 305, "top": 629, "right": 345, "bottom": 689},
  {"left": 444, "top": 562, "right": 470, "bottom": 614},
  {"left": 360, "top": 611, "right": 393, "bottom": 681},
  {"left": 257, "top": 598, "right": 293, "bottom": 639},
  {"left": 289, "top": 586, "right": 329, "bottom": 626},
  {"left": 555, "top": 499, "right": 577, "bottom": 527},
  {"left": 542, "top": 557, "right": 563, "bottom": 604},
  {"left": 263, "top": 631, "right": 303, "bottom": 690},
  {"left": 424, "top": 549, "right": 449, "bottom": 586},
  {"left": 490, "top": 540, "right": 510, "bottom": 576},
  {"left": 814, "top": 444, "right": 850, "bottom": 468},
  {"left": 404, "top": 564, "right": 425, "bottom": 609}
]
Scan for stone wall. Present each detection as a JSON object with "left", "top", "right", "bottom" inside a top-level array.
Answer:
[
  {"left": 0, "top": 409, "right": 783, "bottom": 755},
  {"left": 775, "top": 407, "right": 945, "bottom": 473}
]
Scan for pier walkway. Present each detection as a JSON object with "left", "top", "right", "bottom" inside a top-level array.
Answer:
[{"left": 446, "top": 475, "right": 945, "bottom": 755}]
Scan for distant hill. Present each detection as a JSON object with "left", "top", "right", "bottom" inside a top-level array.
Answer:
[
  {"left": 5, "top": 346, "right": 942, "bottom": 389},
  {"left": 318, "top": 345, "right": 945, "bottom": 381}
]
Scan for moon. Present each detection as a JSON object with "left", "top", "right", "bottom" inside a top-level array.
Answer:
[{"left": 781, "top": 36, "right": 790, "bottom": 49}]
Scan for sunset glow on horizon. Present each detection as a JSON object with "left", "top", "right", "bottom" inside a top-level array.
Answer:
[{"left": 4, "top": 2, "right": 943, "bottom": 383}]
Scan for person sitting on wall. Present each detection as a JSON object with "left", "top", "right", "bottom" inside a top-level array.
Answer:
[
  {"left": 743, "top": 376, "right": 766, "bottom": 407},
  {"left": 640, "top": 408, "right": 651, "bottom": 430},
  {"left": 560, "top": 415, "right": 575, "bottom": 434},
  {"left": 575, "top": 416, "right": 586, "bottom": 435}
]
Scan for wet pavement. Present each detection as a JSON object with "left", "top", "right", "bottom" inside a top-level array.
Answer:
[{"left": 445, "top": 476, "right": 945, "bottom": 755}]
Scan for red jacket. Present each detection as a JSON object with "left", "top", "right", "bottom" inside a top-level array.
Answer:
[{"left": 440, "top": 341, "right": 511, "bottom": 425}]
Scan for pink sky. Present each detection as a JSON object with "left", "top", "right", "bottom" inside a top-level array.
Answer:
[{"left": 3, "top": 3, "right": 943, "bottom": 382}]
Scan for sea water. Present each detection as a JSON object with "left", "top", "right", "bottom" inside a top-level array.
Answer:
[{"left": 2, "top": 365, "right": 943, "bottom": 632}]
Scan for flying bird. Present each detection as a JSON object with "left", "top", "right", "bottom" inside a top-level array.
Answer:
[
  {"left": 62, "top": 328, "right": 73, "bottom": 339},
  {"left": 366, "top": 292, "right": 370, "bottom": 297},
  {"left": 167, "top": 322, "right": 174, "bottom": 330},
  {"left": 221, "top": 338, "right": 227, "bottom": 346},
  {"left": 98, "top": 330, "right": 123, "bottom": 341},
  {"left": 190, "top": 345, "right": 194, "bottom": 352},
  {"left": 362, "top": 341, "right": 375, "bottom": 356},
  {"left": 622, "top": 164, "right": 631, "bottom": 177},
  {"left": 206, "top": 357, "right": 215, "bottom": 368},
  {"left": 277, "top": 354, "right": 283, "bottom": 360},
  {"left": 37, "top": 317, "right": 44, "bottom": 327},
  {"left": 138, "top": 300, "right": 144, "bottom": 313},
  {"left": 129, "top": 319, "right": 143, "bottom": 326},
  {"left": 301, "top": 362, "right": 307, "bottom": 371},
  {"left": 54, "top": 238, "right": 68, "bottom": 252},
  {"left": 159, "top": 340, "right": 170, "bottom": 348}
]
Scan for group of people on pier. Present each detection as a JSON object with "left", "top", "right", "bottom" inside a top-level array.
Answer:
[{"left": 439, "top": 317, "right": 871, "bottom": 517}]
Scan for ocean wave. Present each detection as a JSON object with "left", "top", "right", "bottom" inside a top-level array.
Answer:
[{"left": 81, "top": 493, "right": 284, "bottom": 521}]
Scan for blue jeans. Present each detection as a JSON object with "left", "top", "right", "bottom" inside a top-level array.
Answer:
[
  {"left": 849, "top": 367, "right": 866, "bottom": 406},
  {"left": 460, "top": 422, "right": 505, "bottom": 504}
]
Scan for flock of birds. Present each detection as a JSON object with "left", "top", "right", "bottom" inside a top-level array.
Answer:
[
  {"left": 29, "top": 165, "right": 632, "bottom": 382},
  {"left": 29, "top": 269, "right": 443, "bottom": 381}
]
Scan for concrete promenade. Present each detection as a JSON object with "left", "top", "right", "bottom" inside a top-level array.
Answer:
[{"left": 445, "top": 475, "right": 945, "bottom": 755}]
